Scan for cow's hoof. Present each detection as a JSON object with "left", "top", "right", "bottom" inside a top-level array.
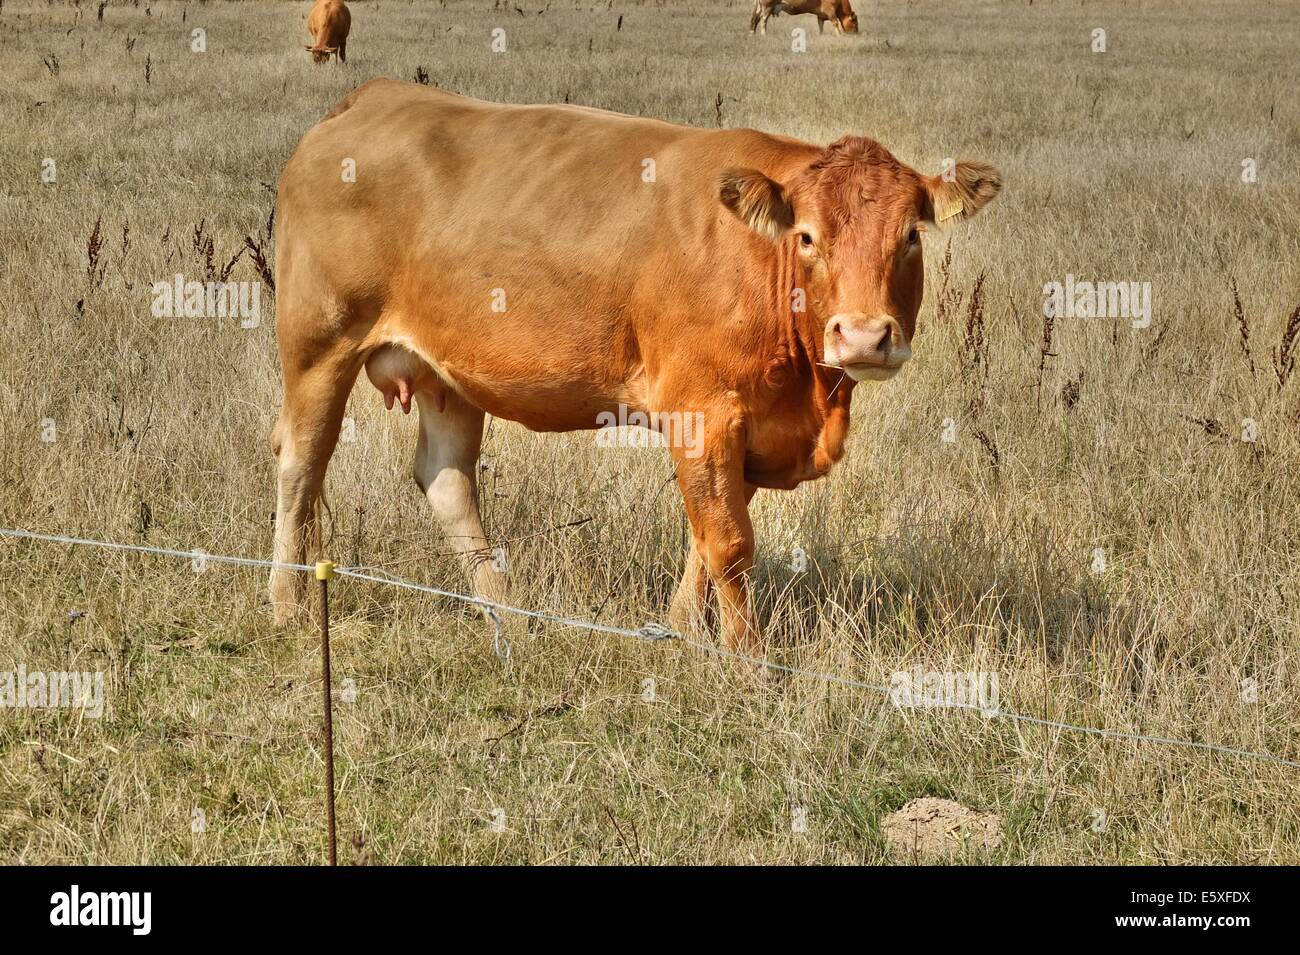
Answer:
[
  {"left": 270, "top": 603, "right": 305, "bottom": 627},
  {"left": 667, "top": 602, "right": 709, "bottom": 638},
  {"left": 736, "top": 650, "right": 772, "bottom": 681},
  {"left": 267, "top": 589, "right": 309, "bottom": 627}
]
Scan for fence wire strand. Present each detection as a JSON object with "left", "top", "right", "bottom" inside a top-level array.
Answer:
[{"left": 2, "top": 525, "right": 1297, "bottom": 770}]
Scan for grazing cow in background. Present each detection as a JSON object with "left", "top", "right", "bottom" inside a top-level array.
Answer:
[
  {"left": 751, "top": 0, "right": 859, "bottom": 35},
  {"left": 268, "top": 80, "right": 1000, "bottom": 657},
  {"left": 305, "top": 0, "right": 350, "bottom": 63}
]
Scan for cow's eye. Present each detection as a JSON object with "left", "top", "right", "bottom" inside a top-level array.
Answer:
[
  {"left": 799, "top": 232, "right": 814, "bottom": 249},
  {"left": 907, "top": 228, "right": 920, "bottom": 245}
]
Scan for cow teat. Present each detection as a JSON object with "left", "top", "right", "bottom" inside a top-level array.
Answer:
[{"left": 365, "top": 343, "right": 445, "bottom": 415}]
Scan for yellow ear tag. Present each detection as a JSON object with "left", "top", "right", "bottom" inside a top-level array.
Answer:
[{"left": 937, "top": 198, "right": 965, "bottom": 223}]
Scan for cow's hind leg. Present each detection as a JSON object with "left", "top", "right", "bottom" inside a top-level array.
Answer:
[
  {"left": 413, "top": 390, "right": 508, "bottom": 612},
  {"left": 269, "top": 346, "right": 362, "bottom": 622}
]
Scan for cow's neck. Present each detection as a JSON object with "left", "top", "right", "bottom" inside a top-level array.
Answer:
[{"left": 763, "top": 238, "right": 855, "bottom": 478}]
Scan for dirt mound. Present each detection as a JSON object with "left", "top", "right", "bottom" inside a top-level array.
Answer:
[{"left": 881, "top": 797, "right": 1002, "bottom": 859}]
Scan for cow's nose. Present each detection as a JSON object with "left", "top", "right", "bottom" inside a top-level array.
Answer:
[
  {"left": 868, "top": 322, "right": 894, "bottom": 357},
  {"left": 825, "top": 314, "right": 911, "bottom": 381},
  {"left": 828, "top": 314, "right": 907, "bottom": 362}
]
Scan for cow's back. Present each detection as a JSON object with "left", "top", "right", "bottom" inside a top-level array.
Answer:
[
  {"left": 284, "top": 81, "right": 802, "bottom": 264},
  {"left": 277, "top": 80, "right": 817, "bottom": 428}
]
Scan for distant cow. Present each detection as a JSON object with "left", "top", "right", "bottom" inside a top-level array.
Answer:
[
  {"left": 751, "top": 0, "right": 858, "bottom": 35},
  {"left": 305, "top": 0, "right": 350, "bottom": 63},
  {"left": 268, "top": 81, "right": 1000, "bottom": 657}
]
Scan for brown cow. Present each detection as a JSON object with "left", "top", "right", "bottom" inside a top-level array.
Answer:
[
  {"left": 305, "top": 0, "right": 350, "bottom": 63},
  {"left": 751, "top": 0, "right": 859, "bottom": 36},
  {"left": 268, "top": 80, "right": 1000, "bottom": 657}
]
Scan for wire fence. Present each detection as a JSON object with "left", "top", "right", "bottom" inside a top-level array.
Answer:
[{"left": 3, "top": 525, "right": 1298, "bottom": 774}]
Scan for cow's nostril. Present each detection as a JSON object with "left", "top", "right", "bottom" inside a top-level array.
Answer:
[{"left": 874, "top": 327, "right": 892, "bottom": 356}]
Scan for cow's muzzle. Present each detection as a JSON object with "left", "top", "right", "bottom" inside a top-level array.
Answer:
[{"left": 824, "top": 314, "right": 912, "bottom": 382}]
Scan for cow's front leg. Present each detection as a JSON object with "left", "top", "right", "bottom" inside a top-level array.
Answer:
[
  {"left": 669, "top": 481, "right": 758, "bottom": 633},
  {"left": 673, "top": 442, "right": 762, "bottom": 658},
  {"left": 668, "top": 536, "right": 713, "bottom": 633}
]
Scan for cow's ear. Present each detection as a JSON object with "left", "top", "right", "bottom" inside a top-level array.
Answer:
[
  {"left": 925, "top": 161, "right": 1002, "bottom": 226},
  {"left": 718, "top": 168, "right": 794, "bottom": 242}
]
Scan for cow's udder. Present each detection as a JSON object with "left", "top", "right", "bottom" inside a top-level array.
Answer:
[{"left": 365, "top": 344, "right": 445, "bottom": 414}]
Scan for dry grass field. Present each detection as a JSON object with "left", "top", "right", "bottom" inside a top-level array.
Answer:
[{"left": 2, "top": 0, "right": 1300, "bottom": 865}]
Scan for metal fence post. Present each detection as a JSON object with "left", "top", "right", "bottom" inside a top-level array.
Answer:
[{"left": 317, "top": 560, "right": 337, "bottom": 866}]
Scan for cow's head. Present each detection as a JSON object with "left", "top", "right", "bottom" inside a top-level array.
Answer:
[
  {"left": 719, "top": 137, "right": 1000, "bottom": 382},
  {"left": 304, "top": 45, "right": 337, "bottom": 63},
  {"left": 836, "top": 0, "right": 859, "bottom": 33}
]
